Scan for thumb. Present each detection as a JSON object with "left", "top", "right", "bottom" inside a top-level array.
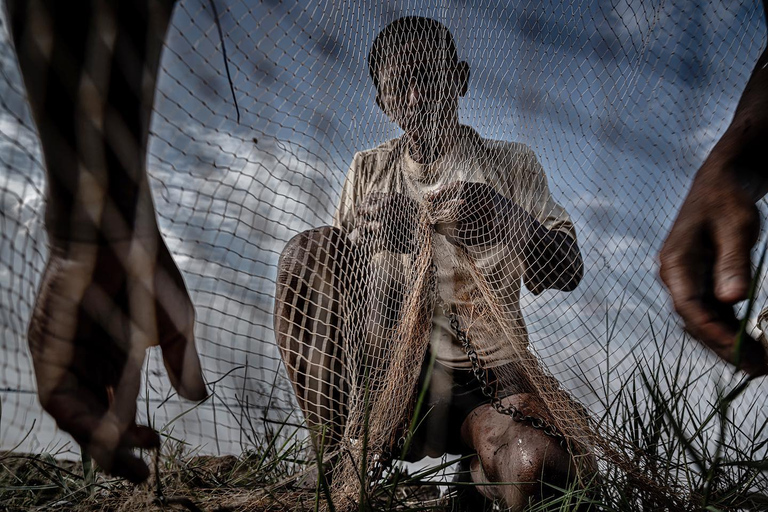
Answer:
[
  {"left": 712, "top": 207, "right": 759, "bottom": 303},
  {"left": 159, "top": 330, "right": 208, "bottom": 401}
]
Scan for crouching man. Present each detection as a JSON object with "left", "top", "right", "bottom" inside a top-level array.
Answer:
[{"left": 275, "top": 16, "right": 587, "bottom": 510}]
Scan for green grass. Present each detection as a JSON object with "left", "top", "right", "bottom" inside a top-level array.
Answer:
[
  {"left": 568, "top": 329, "right": 768, "bottom": 512},
  {"left": 2, "top": 328, "right": 767, "bottom": 512},
  {"left": 3, "top": 277, "right": 768, "bottom": 511}
]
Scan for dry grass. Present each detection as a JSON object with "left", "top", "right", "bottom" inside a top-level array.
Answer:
[
  {"left": 4, "top": 254, "right": 768, "bottom": 511},
  {"left": 0, "top": 446, "right": 447, "bottom": 511}
]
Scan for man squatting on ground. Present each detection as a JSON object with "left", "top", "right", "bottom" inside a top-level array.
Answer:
[{"left": 275, "top": 17, "right": 584, "bottom": 509}]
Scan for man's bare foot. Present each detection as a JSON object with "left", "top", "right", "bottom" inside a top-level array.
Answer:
[{"left": 460, "top": 394, "right": 580, "bottom": 511}]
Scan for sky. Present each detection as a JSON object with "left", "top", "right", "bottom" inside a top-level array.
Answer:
[{"left": 1, "top": 0, "right": 768, "bottom": 464}]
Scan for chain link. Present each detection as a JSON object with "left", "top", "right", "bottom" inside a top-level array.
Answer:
[{"left": 429, "top": 262, "right": 569, "bottom": 448}]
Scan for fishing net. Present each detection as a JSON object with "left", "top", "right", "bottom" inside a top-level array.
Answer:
[
  {"left": 274, "top": 14, "right": 651, "bottom": 505},
  {"left": 2, "top": 0, "right": 768, "bottom": 509}
]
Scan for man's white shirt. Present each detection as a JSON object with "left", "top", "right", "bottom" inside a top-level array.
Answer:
[{"left": 334, "top": 125, "right": 576, "bottom": 369}]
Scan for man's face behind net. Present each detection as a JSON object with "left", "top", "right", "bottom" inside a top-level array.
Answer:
[{"left": 376, "top": 40, "right": 464, "bottom": 144}]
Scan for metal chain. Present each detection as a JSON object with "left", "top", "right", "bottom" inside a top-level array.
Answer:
[{"left": 429, "top": 262, "right": 569, "bottom": 448}]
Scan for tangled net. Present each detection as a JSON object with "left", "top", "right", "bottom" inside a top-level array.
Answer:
[{"left": 2, "top": 1, "right": 767, "bottom": 509}]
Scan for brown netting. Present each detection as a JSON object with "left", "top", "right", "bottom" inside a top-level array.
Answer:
[{"left": 2, "top": 1, "right": 768, "bottom": 509}]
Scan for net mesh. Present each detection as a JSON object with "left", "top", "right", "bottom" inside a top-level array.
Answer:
[{"left": 2, "top": 0, "right": 768, "bottom": 508}]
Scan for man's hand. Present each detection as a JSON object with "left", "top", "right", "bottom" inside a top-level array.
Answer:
[
  {"left": 425, "top": 181, "right": 513, "bottom": 248},
  {"left": 353, "top": 192, "right": 420, "bottom": 253},
  {"left": 28, "top": 234, "right": 207, "bottom": 483},
  {"left": 660, "top": 35, "right": 768, "bottom": 377},
  {"left": 660, "top": 165, "right": 768, "bottom": 376},
  {"left": 8, "top": 0, "right": 208, "bottom": 482}
]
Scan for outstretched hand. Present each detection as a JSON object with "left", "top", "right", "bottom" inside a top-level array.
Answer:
[
  {"left": 660, "top": 36, "right": 768, "bottom": 377},
  {"left": 28, "top": 234, "right": 208, "bottom": 482},
  {"left": 659, "top": 166, "right": 768, "bottom": 376},
  {"left": 425, "top": 181, "right": 512, "bottom": 247}
]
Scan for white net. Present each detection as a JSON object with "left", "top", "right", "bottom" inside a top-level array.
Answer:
[{"left": 2, "top": 0, "right": 768, "bottom": 509}]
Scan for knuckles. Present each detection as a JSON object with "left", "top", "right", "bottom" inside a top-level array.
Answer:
[{"left": 716, "top": 203, "right": 760, "bottom": 240}]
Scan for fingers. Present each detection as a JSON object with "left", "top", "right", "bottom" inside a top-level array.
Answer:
[
  {"left": 426, "top": 183, "right": 468, "bottom": 231},
  {"left": 682, "top": 300, "right": 768, "bottom": 376},
  {"left": 429, "top": 198, "right": 465, "bottom": 220},
  {"left": 45, "top": 383, "right": 159, "bottom": 483},
  {"left": 155, "top": 246, "right": 208, "bottom": 401},
  {"left": 158, "top": 332, "right": 208, "bottom": 401},
  {"left": 660, "top": 217, "right": 768, "bottom": 376},
  {"left": 424, "top": 181, "right": 463, "bottom": 206},
  {"left": 111, "top": 425, "right": 161, "bottom": 481},
  {"left": 427, "top": 181, "right": 497, "bottom": 247},
  {"left": 108, "top": 446, "right": 153, "bottom": 483},
  {"left": 659, "top": 225, "right": 710, "bottom": 329},
  {"left": 426, "top": 182, "right": 498, "bottom": 230},
  {"left": 434, "top": 220, "right": 461, "bottom": 247},
  {"left": 660, "top": 234, "right": 732, "bottom": 364},
  {"left": 92, "top": 347, "right": 158, "bottom": 482},
  {"left": 736, "top": 334, "right": 768, "bottom": 377},
  {"left": 95, "top": 425, "right": 160, "bottom": 483},
  {"left": 711, "top": 204, "right": 760, "bottom": 303},
  {"left": 37, "top": 333, "right": 165, "bottom": 482},
  {"left": 426, "top": 181, "right": 493, "bottom": 204},
  {"left": 125, "top": 424, "right": 162, "bottom": 449}
]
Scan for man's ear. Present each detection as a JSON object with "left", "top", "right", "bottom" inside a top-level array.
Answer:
[{"left": 457, "top": 61, "right": 470, "bottom": 97}]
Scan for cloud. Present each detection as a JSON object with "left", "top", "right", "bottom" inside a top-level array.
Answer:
[{"left": 2, "top": 0, "right": 768, "bottom": 456}]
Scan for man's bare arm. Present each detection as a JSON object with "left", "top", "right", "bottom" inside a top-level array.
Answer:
[
  {"left": 659, "top": 1, "right": 768, "bottom": 375},
  {"left": 9, "top": 0, "right": 207, "bottom": 481}
]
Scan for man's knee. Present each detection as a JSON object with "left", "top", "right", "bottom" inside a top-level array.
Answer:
[
  {"left": 278, "top": 226, "right": 345, "bottom": 267},
  {"left": 466, "top": 406, "right": 571, "bottom": 479},
  {"left": 461, "top": 395, "right": 580, "bottom": 508},
  {"left": 274, "top": 227, "right": 354, "bottom": 443},
  {"left": 274, "top": 226, "right": 349, "bottom": 345}
]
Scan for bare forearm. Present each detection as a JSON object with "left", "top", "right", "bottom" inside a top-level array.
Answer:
[
  {"left": 703, "top": 43, "right": 768, "bottom": 202},
  {"left": 8, "top": 0, "right": 175, "bottom": 243}
]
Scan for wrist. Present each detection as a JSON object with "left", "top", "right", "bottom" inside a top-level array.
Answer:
[
  {"left": 695, "top": 151, "right": 767, "bottom": 203},
  {"left": 45, "top": 180, "right": 161, "bottom": 245},
  {"left": 702, "top": 53, "right": 768, "bottom": 202}
]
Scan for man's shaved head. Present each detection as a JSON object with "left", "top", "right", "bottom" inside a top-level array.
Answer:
[{"left": 368, "top": 16, "right": 459, "bottom": 90}]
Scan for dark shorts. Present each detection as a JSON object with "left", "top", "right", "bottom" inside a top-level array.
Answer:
[{"left": 401, "top": 355, "right": 522, "bottom": 461}]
